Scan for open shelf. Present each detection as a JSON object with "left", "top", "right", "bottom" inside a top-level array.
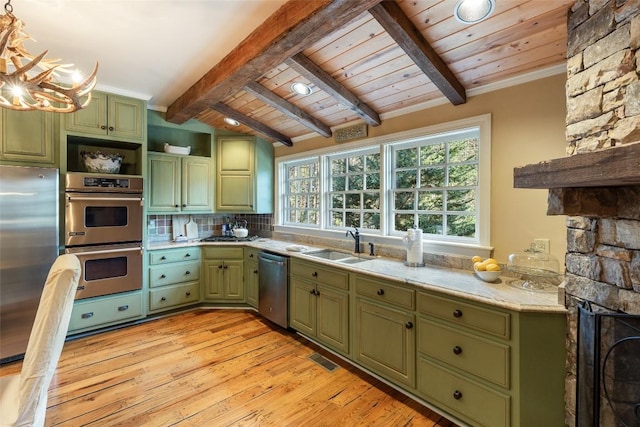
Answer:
[{"left": 67, "top": 135, "right": 143, "bottom": 176}]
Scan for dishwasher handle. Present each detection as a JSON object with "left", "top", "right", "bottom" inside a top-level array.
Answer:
[{"left": 258, "top": 251, "right": 288, "bottom": 265}]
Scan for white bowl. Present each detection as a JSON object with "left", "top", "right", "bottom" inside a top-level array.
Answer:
[
  {"left": 164, "top": 143, "right": 191, "bottom": 155},
  {"left": 81, "top": 151, "right": 123, "bottom": 174},
  {"left": 233, "top": 228, "right": 249, "bottom": 238},
  {"left": 474, "top": 269, "right": 501, "bottom": 282}
]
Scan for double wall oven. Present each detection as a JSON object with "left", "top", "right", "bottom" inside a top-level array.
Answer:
[{"left": 64, "top": 173, "right": 144, "bottom": 300}]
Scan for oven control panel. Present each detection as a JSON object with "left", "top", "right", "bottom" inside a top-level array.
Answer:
[{"left": 65, "top": 172, "right": 143, "bottom": 193}]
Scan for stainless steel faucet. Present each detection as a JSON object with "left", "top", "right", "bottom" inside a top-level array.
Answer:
[{"left": 346, "top": 226, "right": 360, "bottom": 253}]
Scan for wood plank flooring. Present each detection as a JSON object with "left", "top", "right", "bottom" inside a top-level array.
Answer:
[{"left": 0, "top": 309, "right": 458, "bottom": 426}]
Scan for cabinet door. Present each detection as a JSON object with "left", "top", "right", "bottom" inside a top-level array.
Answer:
[
  {"left": 218, "top": 137, "right": 254, "bottom": 173},
  {"left": 148, "top": 155, "right": 180, "bottom": 213},
  {"left": 0, "top": 109, "right": 55, "bottom": 164},
  {"left": 107, "top": 95, "right": 145, "bottom": 141},
  {"left": 64, "top": 91, "right": 107, "bottom": 136},
  {"left": 289, "top": 277, "right": 316, "bottom": 336},
  {"left": 317, "top": 284, "right": 349, "bottom": 354},
  {"left": 224, "top": 260, "right": 244, "bottom": 301},
  {"left": 181, "top": 157, "right": 213, "bottom": 212},
  {"left": 216, "top": 136, "right": 255, "bottom": 212},
  {"left": 203, "top": 260, "right": 225, "bottom": 299},
  {"left": 217, "top": 175, "right": 253, "bottom": 211},
  {"left": 355, "top": 299, "right": 416, "bottom": 388},
  {"left": 246, "top": 260, "right": 259, "bottom": 308}
]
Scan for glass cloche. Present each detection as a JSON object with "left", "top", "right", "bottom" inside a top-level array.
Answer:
[{"left": 507, "top": 243, "right": 562, "bottom": 291}]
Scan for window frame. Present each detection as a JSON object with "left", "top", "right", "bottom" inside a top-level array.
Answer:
[{"left": 274, "top": 114, "right": 492, "bottom": 256}]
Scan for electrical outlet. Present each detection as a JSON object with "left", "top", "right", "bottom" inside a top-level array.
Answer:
[{"left": 534, "top": 238, "right": 550, "bottom": 253}]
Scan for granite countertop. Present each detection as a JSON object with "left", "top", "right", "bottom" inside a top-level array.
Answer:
[{"left": 147, "top": 238, "right": 566, "bottom": 314}]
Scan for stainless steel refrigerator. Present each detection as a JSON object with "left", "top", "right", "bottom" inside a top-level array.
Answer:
[{"left": 0, "top": 165, "right": 59, "bottom": 362}]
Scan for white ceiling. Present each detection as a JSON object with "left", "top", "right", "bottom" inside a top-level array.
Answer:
[{"left": 14, "top": 0, "right": 289, "bottom": 110}]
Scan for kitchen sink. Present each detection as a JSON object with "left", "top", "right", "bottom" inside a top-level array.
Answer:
[{"left": 305, "top": 249, "right": 371, "bottom": 264}]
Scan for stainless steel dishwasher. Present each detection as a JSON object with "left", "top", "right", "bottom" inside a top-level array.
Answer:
[{"left": 258, "top": 251, "right": 289, "bottom": 328}]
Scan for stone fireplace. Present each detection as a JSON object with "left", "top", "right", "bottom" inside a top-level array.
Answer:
[{"left": 514, "top": 0, "right": 640, "bottom": 425}]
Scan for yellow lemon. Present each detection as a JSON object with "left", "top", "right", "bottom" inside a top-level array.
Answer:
[
  {"left": 474, "top": 261, "right": 486, "bottom": 271},
  {"left": 484, "top": 258, "right": 498, "bottom": 266},
  {"left": 471, "top": 255, "right": 483, "bottom": 263},
  {"left": 486, "top": 263, "right": 501, "bottom": 272}
]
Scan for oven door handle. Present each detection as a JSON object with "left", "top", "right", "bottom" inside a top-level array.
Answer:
[
  {"left": 70, "top": 246, "right": 143, "bottom": 256},
  {"left": 67, "top": 195, "right": 143, "bottom": 202}
]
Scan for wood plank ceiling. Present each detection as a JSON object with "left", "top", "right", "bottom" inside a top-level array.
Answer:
[{"left": 166, "top": 0, "right": 573, "bottom": 147}]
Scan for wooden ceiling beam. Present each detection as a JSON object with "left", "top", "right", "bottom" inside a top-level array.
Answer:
[
  {"left": 368, "top": 1, "right": 466, "bottom": 105},
  {"left": 244, "top": 81, "right": 333, "bottom": 138},
  {"left": 212, "top": 103, "right": 293, "bottom": 147},
  {"left": 286, "top": 53, "right": 382, "bottom": 126},
  {"left": 165, "top": 0, "right": 383, "bottom": 125}
]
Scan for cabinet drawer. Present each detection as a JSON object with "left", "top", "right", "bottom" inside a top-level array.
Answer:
[
  {"left": 418, "top": 292, "right": 510, "bottom": 340},
  {"left": 355, "top": 275, "right": 414, "bottom": 310},
  {"left": 69, "top": 292, "right": 143, "bottom": 332},
  {"left": 202, "top": 247, "right": 244, "bottom": 260},
  {"left": 418, "top": 318, "right": 510, "bottom": 388},
  {"left": 149, "top": 247, "right": 200, "bottom": 264},
  {"left": 149, "top": 282, "right": 200, "bottom": 311},
  {"left": 291, "top": 259, "right": 349, "bottom": 290},
  {"left": 418, "top": 357, "right": 510, "bottom": 427},
  {"left": 149, "top": 261, "right": 200, "bottom": 288},
  {"left": 245, "top": 247, "right": 260, "bottom": 261}
]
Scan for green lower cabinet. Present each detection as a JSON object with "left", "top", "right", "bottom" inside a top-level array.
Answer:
[
  {"left": 149, "top": 282, "right": 200, "bottom": 311},
  {"left": 202, "top": 247, "right": 245, "bottom": 302},
  {"left": 354, "top": 298, "right": 415, "bottom": 388},
  {"left": 245, "top": 248, "right": 259, "bottom": 308},
  {"left": 148, "top": 247, "right": 201, "bottom": 313},
  {"left": 68, "top": 291, "right": 143, "bottom": 334},
  {"left": 289, "top": 276, "right": 350, "bottom": 355},
  {"left": 418, "top": 356, "right": 510, "bottom": 427}
]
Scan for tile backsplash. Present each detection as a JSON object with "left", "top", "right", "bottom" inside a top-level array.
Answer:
[{"left": 147, "top": 213, "right": 273, "bottom": 242}]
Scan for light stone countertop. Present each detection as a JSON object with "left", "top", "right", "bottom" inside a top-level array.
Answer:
[{"left": 147, "top": 238, "right": 566, "bottom": 314}]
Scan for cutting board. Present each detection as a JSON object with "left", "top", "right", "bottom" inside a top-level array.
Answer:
[{"left": 186, "top": 216, "right": 198, "bottom": 240}]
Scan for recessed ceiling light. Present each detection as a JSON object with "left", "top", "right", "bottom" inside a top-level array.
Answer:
[
  {"left": 454, "top": 0, "right": 495, "bottom": 24},
  {"left": 224, "top": 117, "right": 240, "bottom": 126},
  {"left": 291, "top": 82, "right": 313, "bottom": 96}
]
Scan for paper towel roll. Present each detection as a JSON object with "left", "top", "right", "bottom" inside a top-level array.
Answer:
[{"left": 406, "top": 228, "right": 423, "bottom": 265}]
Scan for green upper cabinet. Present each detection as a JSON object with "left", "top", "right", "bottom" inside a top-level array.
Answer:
[
  {"left": 64, "top": 91, "right": 146, "bottom": 143},
  {"left": 0, "top": 109, "right": 56, "bottom": 165},
  {"left": 147, "top": 153, "right": 213, "bottom": 213},
  {"left": 216, "top": 136, "right": 273, "bottom": 213}
]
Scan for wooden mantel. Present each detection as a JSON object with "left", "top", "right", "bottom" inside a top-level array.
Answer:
[{"left": 514, "top": 142, "right": 640, "bottom": 189}]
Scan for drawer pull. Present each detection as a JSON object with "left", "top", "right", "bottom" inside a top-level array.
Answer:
[
  {"left": 377, "top": 289, "right": 385, "bottom": 296},
  {"left": 453, "top": 390, "right": 463, "bottom": 400},
  {"left": 160, "top": 256, "right": 166, "bottom": 260},
  {"left": 185, "top": 270, "right": 191, "bottom": 275},
  {"left": 186, "top": 291, "right": 191, "bottom": 296},
  {"left": 81, "top": 312, "right": 94, "bottom": 319},
  {"left": 161, "top": 297, "right": 167, "bottom": 301},
  {"left": 453, "top": 309, "right": 463, "bottom": 318},
  {"left": 253, "top": 269, "right": 258, "bottom": 274},
  {"left": 185, "top": 253, "right": 191, "bottom": 258},
  {"left": 160, "top": 274, "right": 166, "bottom": 279},
  {"left": 453, "top": 346, "right": 463, "bottom": 355},
  {"left": 405, "top": 321, "right": 413, "bottom": 329},
  {"left": 223, "top": 265, "right": 228, "bottom": 270},
  {"left": 218, "top": 265, "right": 223, "bottom": 269},
  {"left": 312, "top": 271, "right": 318, "bottom": 278},
  {"left": 118, "top": 305, "right": 129, "bottom": 312},
  {"left": 249, "top": 253, "right": 254, "bottom": 258}
]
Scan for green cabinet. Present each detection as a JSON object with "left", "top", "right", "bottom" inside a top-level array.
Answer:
[
  {"left": 68, "top": 292, "right": 143, "bottom": 334},
  {"left": 0, "top": 109, "right": 55, "bottom": 165},
  {"left": 216, "top": 136, "right": 273, "bottom": 213},
  {"left": 415, "top": 291, "right": 565, "bottom": 427},
  {"left": 353, "top": 274, "right": 416, "bottom": 388},
  {"left": 64, "top": 91, "right": 146, "bottom": 143},
  {"left": 245, "top": 248, "right": 260, "bottom": 308},
  {"left": 147, "top": 153, "right": 213, "bottom": 213},
  {"left": 148, "top": 247, "right": 201, "bottom": 313},
  {"left": 202, "top": 247, "right": 244, "bottom": 302},
  {"left": 289, "top": 258, "right": 350, "bottom": 355}
]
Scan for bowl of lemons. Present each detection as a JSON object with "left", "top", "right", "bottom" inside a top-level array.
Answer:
[{"left": 472, "top": 256, "right": 502, "bottom": 282}]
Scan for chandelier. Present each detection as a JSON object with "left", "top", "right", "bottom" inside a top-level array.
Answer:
[{"left": 0, "top": 0, "right": 98, "bottom": 112}]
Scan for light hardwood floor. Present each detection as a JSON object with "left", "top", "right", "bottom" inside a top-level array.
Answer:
[{"left": 0, "top": 309, "right": 458, "bottom": 426}]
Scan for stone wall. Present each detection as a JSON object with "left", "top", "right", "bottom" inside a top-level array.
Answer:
[{"left": 563, "top": 0, "right": 640, "bottom": 425}]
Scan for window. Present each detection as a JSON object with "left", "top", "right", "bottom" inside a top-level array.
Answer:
[
  {"left": 276, "top": 114, "right": 490, "bottom": 252},
  {"left": 282, "top": 159, "right": 320, "bottom": 227},
  {"left": 390, "top": 129, "right": 479, "bottom": 241},
  {"left": 327, "top": 149, "right": 381, "bottom": 230}
]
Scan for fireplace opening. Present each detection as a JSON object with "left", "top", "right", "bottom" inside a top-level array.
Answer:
[{"left": 577, "top": 304, "right": 640, "bottom": 426}]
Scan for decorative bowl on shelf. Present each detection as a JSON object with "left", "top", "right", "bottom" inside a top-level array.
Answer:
[
  {"left": 164, "top": 142, "right": 191, "bottom": 155},
  {"left": 81, "top": 151, "right": 123, "bottom": 174}
]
